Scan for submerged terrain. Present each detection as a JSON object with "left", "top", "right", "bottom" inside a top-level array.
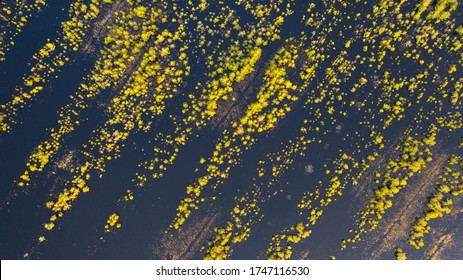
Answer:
[{"left": 0, "top": 0, "right": 462, "bottom": 260}]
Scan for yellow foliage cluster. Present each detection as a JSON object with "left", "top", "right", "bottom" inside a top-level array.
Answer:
[
  {"left": 237, "top": 0, "right": 291, "bottom": 23},
  {"left": 123, "top": 189, "right": 134, "bottom": 201},
  {"left": 62, "top": 0, "right": 107, "bottom": 49},
  {"left": 453, "top": 25, "right": 463, "bottom": 51},
  {"left": 413, "top": 0, "right": 458, "bottom": 21},
  {"left": 0, "top": 0, "right": 113, "bottom": 133},
  {"left": 51, "top": 27, "right": 188, "bottom": 221},
  {"left": 413, "top": 0, "right": 433, "bottom": 20},
  {"left": 100, "top": 4, "right": 297, "bottom": 227},
  {"left": 134, "top": 133, "right": 183, "bottom": 186},
  {"left": 395, "top": 248, "right": 407, "bottom": 260},
  {"left": 172, "top": 40, "right": 302, "bottom": 231},
  {"left": 42, "top": 10, "right": 190, "bottom": 227},
  {"left": 450, "top": 80, "right": 462, "bottom": 106},
  {"left": 186, "top": 45, "right": 263, "bottom": 125},
  {"left": 17, "top": 3, "right": 162, "bottom": 187},
  {"left": 104, "top": 213, "right": 121, "bottom": 232},
  {"left": 0, "top": 0, "right": 48, "bottom": 61},
  {"left": 2, "top": 0, "right": 463, "bottom": 258},
  {"left": 299, "top": 49, "right": 324, "bottom": 89},
  {"left": 426, "top": 0, "right": 458, "bottom": 21},
  {"left": 181, "top": 1, "right": 292, "bottom": 129},
  {"left": 263, "top": 0, "right": 410, "bottom": 257},
  {"left": 347, "top": 124, "right": 438, "bottom": 246},
  {"left": 266, "top": 222, "right": 311, "bottom": 260},
  {"left": 233, "top": 47, "right": 299, "bottom": 137},
  {"left": 268, "top": 148, "right": 363, "bottom": 259},
  {"left": 203, "top": 224, "right": 233, "bottom": 260},
  {"left": 260, "top": 0, "right": 463, "bottom": 256},
  {"left": 409, "top": 154, "right": 463, "bottom": 249},
  {"left": 203, "top": 191, "right": 260, "bottom": 259}
]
